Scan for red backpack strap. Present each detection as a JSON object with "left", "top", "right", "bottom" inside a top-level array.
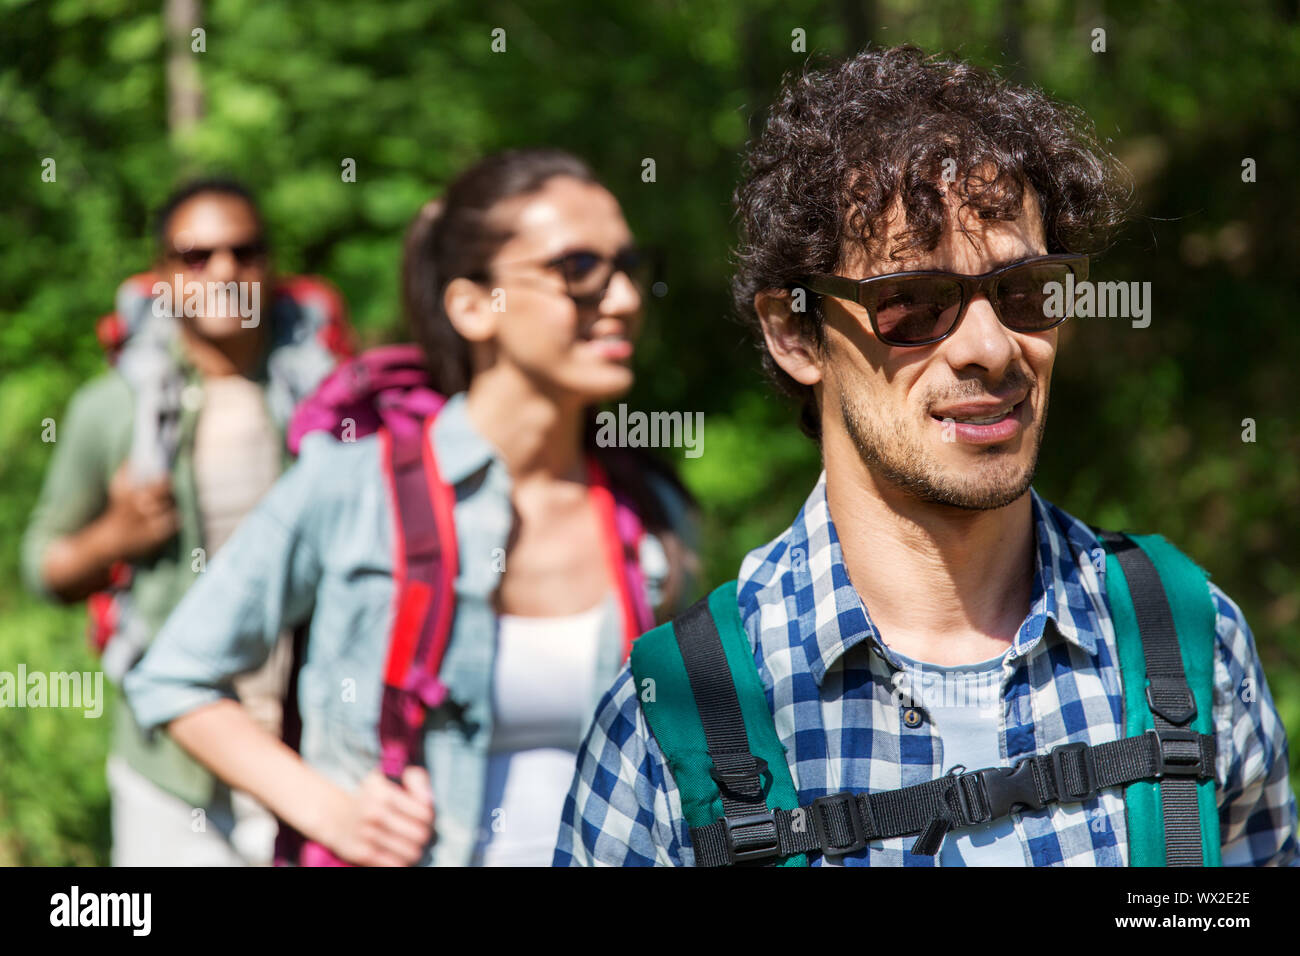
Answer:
[
  {"left": 95, "top": 313, "right": 128, "bottom": 364},
  {"left": 377, "top": 421, "right": 459, "bottom": 782},
  {"left": 587, "top": 458, "right": 656, "bottom": 658}
]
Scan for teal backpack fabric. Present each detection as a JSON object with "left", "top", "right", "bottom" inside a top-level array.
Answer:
[{"left": 1104, "top": 533, "right": 1221, "bottom": 866}]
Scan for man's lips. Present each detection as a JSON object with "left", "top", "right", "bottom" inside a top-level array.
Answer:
[
  {"left": 930, "top": 394, "right": 1030, "bottom": 444},
  {"left": 930, "top": 391, "right": 1029, "bottom": 422}
]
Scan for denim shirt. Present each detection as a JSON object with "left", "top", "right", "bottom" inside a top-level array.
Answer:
[{"left": 124, "top": 391, "right": 692, "bottom": 865}]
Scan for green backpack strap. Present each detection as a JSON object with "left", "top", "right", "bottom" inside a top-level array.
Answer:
[
  {"left": 1097, "top": 531, "right": 1222, "bottom": 866},
  {"left": 631, "top": 580, "right": 807, "bottom": 866}
]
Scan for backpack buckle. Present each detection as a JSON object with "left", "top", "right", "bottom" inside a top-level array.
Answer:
[
  {"left": 709, "top": 754, "right": 768, "bottom": 801},
  {"left": 721, "top": 811, "right": 780, "bottom": 863},
  {"left": 1146, "top": 676, "right": 1196, "bottom": 725},
  {"left": 1147, "top": 728, "right": 1206, "bottom": 778},
  {"left": 811, "top": 793, "right": 869, "bottom": 857},
  {"left": 978, "top": 757, "right": 1048, "bottom": 820}
]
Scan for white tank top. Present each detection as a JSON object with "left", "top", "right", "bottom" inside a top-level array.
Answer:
[{"left": 473, "top": 599, "right": 607, "bottom": 866}]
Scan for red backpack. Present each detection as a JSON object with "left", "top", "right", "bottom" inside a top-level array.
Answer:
[{"left": 276, "top": 344, "right": 656, "bottom": 866}]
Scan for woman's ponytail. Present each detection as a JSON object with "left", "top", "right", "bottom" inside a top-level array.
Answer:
[{"left": 402, "top": 197, "right": 473, "bottom": 396}]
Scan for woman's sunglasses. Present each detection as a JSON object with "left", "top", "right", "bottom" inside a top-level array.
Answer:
[
  {"left": 491, "top": 245, "right": 658, "bottom": 308},
  {"left": 800, "top": 252, "right": 1090, "bottom": 347}
]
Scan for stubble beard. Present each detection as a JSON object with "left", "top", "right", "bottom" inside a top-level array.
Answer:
[{"left": 838, "top": 387, "right": 1049, "bottom": 511}]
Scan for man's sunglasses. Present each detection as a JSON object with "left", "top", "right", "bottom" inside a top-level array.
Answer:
[
  {"left": 491, "top": 245, "right": 658, "bottom": 308},
  {"left": 169, "top": 239, "right": 267, "bottom": 270},
  {"left": 799, "top": 253, "right": 1090, "bottom": 347}
]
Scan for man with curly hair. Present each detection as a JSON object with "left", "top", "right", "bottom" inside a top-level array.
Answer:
[{"left": 555, "top": 45, "right": 1298, "bottom": 866}]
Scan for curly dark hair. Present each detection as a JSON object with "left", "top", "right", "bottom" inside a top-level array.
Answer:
[{"left": 732, "top": 44, "right": 1133, "bottom": 439}]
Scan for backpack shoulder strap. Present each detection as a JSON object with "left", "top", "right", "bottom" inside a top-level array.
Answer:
[
  {"left": 377, "top": 422, "right": 459, "bottom": 780},
  {"left": 587, "top": 457, "right": 655, "bottom": 656},
  {"left": 1095, "top": 529, "right": 1221, "bottom": 866},
  {"left": 631, "top": 580, "right": 807, "bottom": 866}
]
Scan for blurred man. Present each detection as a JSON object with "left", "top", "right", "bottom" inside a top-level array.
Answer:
[
  {"left": 557, "top": 46, "right": 1298, "bottom": 867},
  {"left": 23, "top": 178, "right": 351, "bottom": 865}
]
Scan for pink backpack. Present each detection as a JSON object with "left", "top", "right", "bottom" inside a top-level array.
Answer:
[{"left": 278, "top": 344, "right": 655, "bottom": 866}]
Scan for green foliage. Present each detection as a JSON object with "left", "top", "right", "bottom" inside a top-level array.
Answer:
[
  {"left": 2, "top": 0, "right": 1297, "bottom": 864},
  {"left": 0, "top": 602, "right": 112, "bottom": 866}
]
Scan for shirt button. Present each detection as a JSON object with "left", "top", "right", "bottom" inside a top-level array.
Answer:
[{"left": 902, "top": 707, "right": 924, "bottom": 728}]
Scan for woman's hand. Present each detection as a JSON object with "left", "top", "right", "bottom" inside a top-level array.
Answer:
[
  {"left": 166, "top": 702, "right": 436, "bottom": 868},
  {"left": 325, "top": 766, "right": 436, "bottom": 867}
]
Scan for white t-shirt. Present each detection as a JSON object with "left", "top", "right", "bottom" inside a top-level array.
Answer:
[
  {"left": 192, "top": 375, "right": 290, "bottom": 738},
  {"left": 473, "top": 599, "right": 607, "bottom": 866},
  {"left": 890, "top": 646, "right": 1024, "bottom": 866}
]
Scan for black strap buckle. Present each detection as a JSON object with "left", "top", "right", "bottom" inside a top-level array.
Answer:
[
  {"left": 709, "top": 755, "right": 769, "bottom": 800},
  {"left": 721, "top": 811, "right": 780, "bottom": 863},
  {"left": 1146, "top": 676, "right": 1197, "bottom": 725},
  {"left": 811, "top": 793, "right": 869, "bottom": 857},
  {"left": 978, "top": 757, "right": 1048, "bottom": 820},
  {"left": 1048, "top": 741, "right": 1096, "bottom": 802},
  {"left": 1147, "top": 728, "right": 1206, "bottom": 778}
]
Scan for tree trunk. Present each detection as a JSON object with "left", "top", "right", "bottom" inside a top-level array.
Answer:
[{"left": 165, "top": 0, "right": 203, "bottom": 140}]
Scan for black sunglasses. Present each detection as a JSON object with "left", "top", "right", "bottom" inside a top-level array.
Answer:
[
  {"left": 491, "top": 245, "right": 658, "bottom": 308},
  {"left": 800, "top": 253, "right": 1090, "bottom": 347},
  {"left": 170, "top": 239, "right": 267, "bottom": 270}
]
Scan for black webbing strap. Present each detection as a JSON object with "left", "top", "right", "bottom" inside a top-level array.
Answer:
[
  {"left": 689, "top": 729, "right": 1215, "bottom": 866},
  {"left": 1097, "top": 531, "right": 1204, "bottom": 866},
  {"left": 673, "top": 595, "right": 779, "bottom": 863}
]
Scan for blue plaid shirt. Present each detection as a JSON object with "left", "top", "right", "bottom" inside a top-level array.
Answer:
[{"left": 555, "top": 475, "right": 1300, "bottom": 866}]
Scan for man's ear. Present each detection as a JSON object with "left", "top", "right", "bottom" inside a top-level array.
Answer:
[
  {"left": 754, "top": 289, "right": 823, "bottom": 386},
  {"left": 443, "top": 277, "right": 497, "bottom": 343}
]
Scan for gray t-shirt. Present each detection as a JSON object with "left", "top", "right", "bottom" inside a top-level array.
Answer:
[{"left": 890, "top": 647, "right": 1026, "bottom": 865}]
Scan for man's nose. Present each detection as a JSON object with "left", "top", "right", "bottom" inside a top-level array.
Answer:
[
  {"left": 941, "top": 293, "right": 1016, "bottom": 373},
  {"left": 205, "top": 248, "right": 239, "bottom": 281}
]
